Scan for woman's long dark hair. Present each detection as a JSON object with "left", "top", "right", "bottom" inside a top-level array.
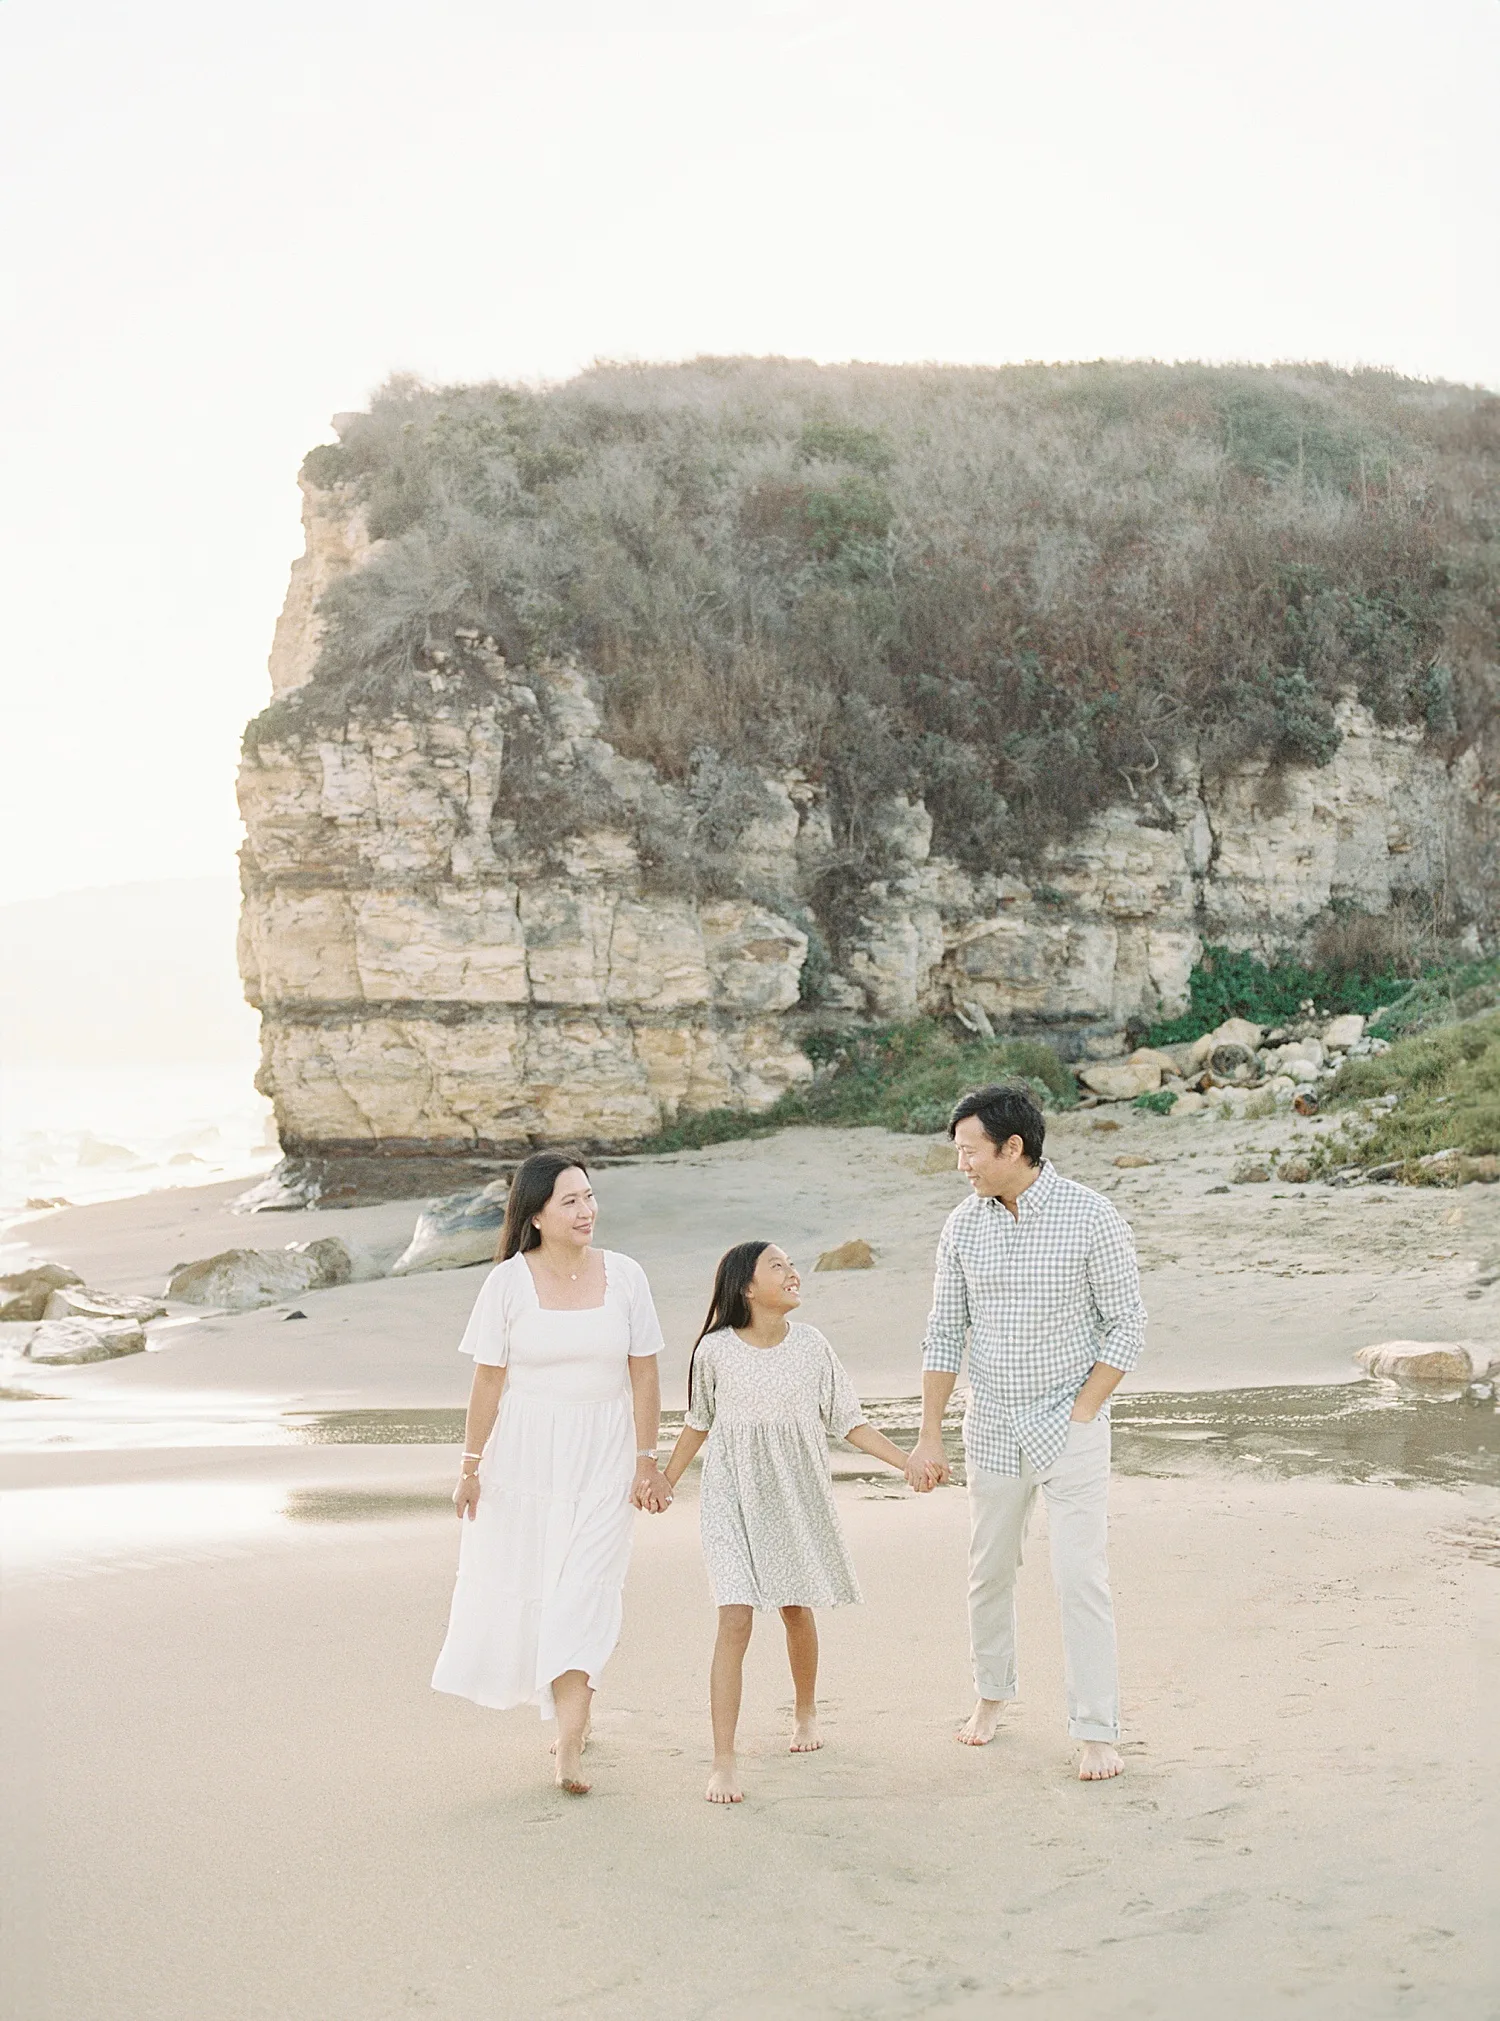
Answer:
[
  {"left": 687, "top": 1240, "right": 770, "bottom": 1417},
  {"left": 496, "top": 1152, "right": 591, "bottom": 1261}
]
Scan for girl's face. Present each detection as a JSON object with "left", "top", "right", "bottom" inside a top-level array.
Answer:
[
  {"left": 746, "top": 1245, "right": 801, "bottom": 1315},
  {"left": 532, "top": 1167, "right": 597, "bottom": 1250}
]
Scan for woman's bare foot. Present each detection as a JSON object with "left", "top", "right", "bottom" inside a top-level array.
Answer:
[
  {"left": 956, "top": 1699, "right": 1005, "bottom": 1746},
  {"left": 789, "top": 1715, "right": 822, "bottom": 1753},
  {"left": 705, "top": 1760, "right": 743, "bottom": 1803},
  {"left": 1077, "top": 1742, "right": 1123, "bottom": 1781},
  {"left": 553, "top": 1734, "right": 591, "bottom": 1793},
  {"left": 549, "top": 1721, "right": 591, "bottom": 1757}
]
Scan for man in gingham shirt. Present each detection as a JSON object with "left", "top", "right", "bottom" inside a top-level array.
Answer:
[{"left": 909, "top": 1081, "right": 1145, "bottom": 1780}]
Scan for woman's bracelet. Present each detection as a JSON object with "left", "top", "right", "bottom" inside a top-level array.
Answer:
[{"left": 636, "top": 1449, "right": 658, "bottom": 1461}]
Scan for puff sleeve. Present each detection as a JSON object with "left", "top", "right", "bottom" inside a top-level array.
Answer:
[
  {"left": 456, "top": 1258, "right": 517, "bottom": 1366},
  {"left": 613, "top": 1252, "right": 666, "bottom": 1358},
  {"left": 684, "top": 1336, "right": 716, "bottom": 1432},
  {"left": 812, "top": 1329, "right": 866, "bottom": 1440}
]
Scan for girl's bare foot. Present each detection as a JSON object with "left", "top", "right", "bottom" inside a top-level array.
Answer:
[
  {"left": 789, "top": 1715, "right": 822, "bottom": 1753},
  {"left": 957, "top": 1699, "right": 1005, "bottom": 1746},
  {"left": 1077, "top": 1742, "right": 1123, "bottom": 1781},
  {"left": 705, "top": 1760, "right": 743, "bottom": 1803}
]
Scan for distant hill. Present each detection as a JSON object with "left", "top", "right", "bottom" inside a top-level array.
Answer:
[{"left": 0, "top": 877, "right": 257, "bottom": 1067}]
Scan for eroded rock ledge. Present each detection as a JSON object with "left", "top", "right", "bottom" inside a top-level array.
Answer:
[{"left": 238, "top": 486, "right": 1495, "bottom": 1165}]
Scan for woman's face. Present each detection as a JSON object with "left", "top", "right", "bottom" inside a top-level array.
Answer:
[
  {"left": 747, "top": 1245, "right": 801, "bottom": 1314},
  {"left": 532, "top": 1167, "right": 597, "bottom": 1249}
]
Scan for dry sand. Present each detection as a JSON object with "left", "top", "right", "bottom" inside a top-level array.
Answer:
[{"left": 3, "top": 1109, "right": 1497, "bottom": 2019}]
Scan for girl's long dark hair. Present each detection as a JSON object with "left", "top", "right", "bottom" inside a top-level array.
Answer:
[
  {"left": 496, "top": 1151, "right": 591, "bottom": 1261},
  {"left": 687, "top": 1240, "right": 770, "bottom": 1417}
]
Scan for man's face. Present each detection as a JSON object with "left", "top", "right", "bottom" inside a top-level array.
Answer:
[{"left": 953, "top": 1115, "right": 1027, "bottom": 1197}]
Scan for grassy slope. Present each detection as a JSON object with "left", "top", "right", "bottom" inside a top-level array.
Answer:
[{"left": 263, "top": 360, "right": 1500, "bottom": 899}]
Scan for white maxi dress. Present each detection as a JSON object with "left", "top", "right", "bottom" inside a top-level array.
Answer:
[{"left": 431, "top": 1249, "right": 664, "bottom": 1717}]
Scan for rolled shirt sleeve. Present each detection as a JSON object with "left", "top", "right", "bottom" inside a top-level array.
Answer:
[
  {"left": 1087, "top": 1206, "right": 1146, "bottom": 1373},
  {"left": 920, "top": 1220, "right": 969, "bottom": 1375}
]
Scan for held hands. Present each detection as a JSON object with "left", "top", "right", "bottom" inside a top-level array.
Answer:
[
  {"left": 905, "top": 1435, "right": 951, "bottom": 1494},
  {"left": 631, "top": 1459, "right": 674, "bottom": 1514}
]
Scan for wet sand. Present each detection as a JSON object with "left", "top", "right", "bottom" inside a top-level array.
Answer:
[
  {"left": 3, "top": 1113, "right": 1498, "bottom": 2018},
  {"left": 4, "top": 1449, "right": 1494, "bottom": 2021}
]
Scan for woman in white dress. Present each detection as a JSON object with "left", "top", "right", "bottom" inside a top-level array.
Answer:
[{"left": 431, "top": 1152, "right": 672, "bottom": 1794}]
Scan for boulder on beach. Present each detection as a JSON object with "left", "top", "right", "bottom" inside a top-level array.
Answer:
[
  {"left": 1189, "top": 1018, "right": 1264, "bottom": 1066},
  {"left": 390, "top": 1180, "right": 510, "bottom": 1276},
  {"left": 1232, "top": 1161, "right": 1272, "bottom": 1184},
  {"left": 165, "top": 1239, "right": 353, "bottom": 1310},
  {"left": 1127, "top": 1048, "right": 1182, "bottom": 1077},
  {"left": 27, "top": 1316, "right": 147, "bottom": 1364},
  {"left": 0, "top": 1263, "right": 84, "bottom": 1323},
  {"left": 43, "top": 1286, "right": 169, "bottom": 1324},
  {"left": 1170, "top": 1091, "right": 1207, "bottom": 1116},
  {"left": 1322, "top": 1014, "right": 1366, "bottom": 1051},
  {"left": 1079, "top": 1062, "right": 1161, "bottom": 1101},
  {"left": 815, "top": 1239, "right": 877, "bottom": 1271},
  {"left": 1355, "top": 1339, "right": 1493, "bottom": 1383}
]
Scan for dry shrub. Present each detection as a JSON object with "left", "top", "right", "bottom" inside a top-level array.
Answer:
[{"left": 272, "top": 359, "right": 1500, "bottom": 885}]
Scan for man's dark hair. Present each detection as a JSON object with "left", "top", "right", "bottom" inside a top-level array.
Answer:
[{"left": 948, "top": 1082, "right": 1046, "bottom": 1165}]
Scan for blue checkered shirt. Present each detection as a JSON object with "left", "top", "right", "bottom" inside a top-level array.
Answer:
[{"left": 921, "top": 1160, "right": 1146, "bottom": 1475}]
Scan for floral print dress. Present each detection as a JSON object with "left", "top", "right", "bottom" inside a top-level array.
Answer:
[{"left": 685, "top": 1321, "right": 865, "bottom": 1610}]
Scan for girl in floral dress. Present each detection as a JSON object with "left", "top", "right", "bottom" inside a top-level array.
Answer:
[{"left": 662, "top": 1240, "right": 921, "bottom": 1803}]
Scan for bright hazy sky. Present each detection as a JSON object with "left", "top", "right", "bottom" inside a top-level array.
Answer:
[{"left": 2, "top": 0, "right": 1495, "bottom": 908}]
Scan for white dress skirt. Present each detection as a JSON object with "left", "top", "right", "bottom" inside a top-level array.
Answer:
[{"left": 431, "top": 1250, "right": 664, "bottom": 1718}]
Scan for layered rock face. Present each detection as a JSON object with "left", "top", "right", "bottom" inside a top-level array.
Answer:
[{"left": 239, "top": 489, "right": 1495, "bottom": 1158}]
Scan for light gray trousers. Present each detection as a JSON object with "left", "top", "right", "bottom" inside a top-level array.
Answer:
[{"left": 967, "top": 1415, "right": 1120, "bottom": 1742}]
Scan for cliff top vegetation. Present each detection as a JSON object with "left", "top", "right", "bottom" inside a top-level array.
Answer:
[{"left": 264, "top": 357, "right": 1499, "bottom": 884}]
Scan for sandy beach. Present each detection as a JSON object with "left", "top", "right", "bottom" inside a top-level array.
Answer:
[{"left": 3, "top": 1109, "right": 1497, "bottom": 2019}]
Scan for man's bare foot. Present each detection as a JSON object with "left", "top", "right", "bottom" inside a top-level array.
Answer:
[
  {"left": 705, "top": 1762, "right": 743, "bottom": 1803},
  {"left": 1077, "top": 1741, "right": 1123, "bottom": 1781},
  {"left": 790, "top": 1715, "right": 822, "bottom": 1753},
  {"left": 956, "top": 1699, "right": 1006, "bottom": 1746}
]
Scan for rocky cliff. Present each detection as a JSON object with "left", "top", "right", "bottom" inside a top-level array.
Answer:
[{"left": 239, "top": 481, "right": 1496, "bottom": 1160}]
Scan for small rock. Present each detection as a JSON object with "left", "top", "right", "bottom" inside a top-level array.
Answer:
[
  {"left": 1207, "top": 1044, "right": 1259, "bottom": 1083},
  {"left": 1113, "top": 1154, "right": 1154, "bottom": 1169},
  {"left": 815, "top": 1240, "right": 876, "bottom": 1272},
  {"left": 1090, "top": 1118, "right": 1123, "bottom": 1133},
  {"left": 1206, "top": 1184, "right": 1230, "bottom": 1194},
  {"left": 0, "top": 1263, "right": 84, "bottom": 1323},
  {"left": 42, "top": 1286, "right": 168, "bottom": 1324},
  {"left": 1170, "top": 1092, "right": 1207, "bottom": 1116},
  {"left": 1277, "top": 1158, "right": 1314, "bottom": 1184},
  {"left": 165, "top": 1240, "right": 353, "bottom": 1311},
  {"left": 1355, "top": 1340, "right": 1493, "bottom": 1383},
  {"left": 915, "top": 1144, "right": 958, "bottom": 1175},
  {"left": 1232, "top": 1162, "right": 1272, "bottom": 1184},
  {"left": 390, "top": 1180, "right": 510, "bottom": 1276},
  {"left": 1293, "top": 1092, "right": 1321, "bottom": 1117},
  {"left": 1127, "top": 1048, "right": 1181, "bottom": 1076},
  {"left": 24, "top": 1197, "right": 71, "bottom": 1211},
  {"left": 284, "top": 1309, "right": 307, "bottom": 1321},
  {"left": 1322, "top": 1014, "right": 1366, "bottom": 1051},
  {"left": 27, "top": 1316, "right": 147, "bottom": 1364},
  {"left": 1190, "top": 1018, "right": 1264, "bottom": 1066},
  {"left": 1079, "top": 1062, "right": 1161, "bottom": 1101}
]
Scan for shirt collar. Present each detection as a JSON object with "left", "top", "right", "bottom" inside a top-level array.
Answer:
[{"left": 984, "top": 1157, "right": 1054, "bottom": 1221}]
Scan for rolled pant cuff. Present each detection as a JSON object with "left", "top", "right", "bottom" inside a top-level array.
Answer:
[
  {"left": 974, "top": 1682, "right": 1018, "bottom": 1703},
  {"left": 1069, "top": 1722, "right": 1120, "bottom": 1742}
]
